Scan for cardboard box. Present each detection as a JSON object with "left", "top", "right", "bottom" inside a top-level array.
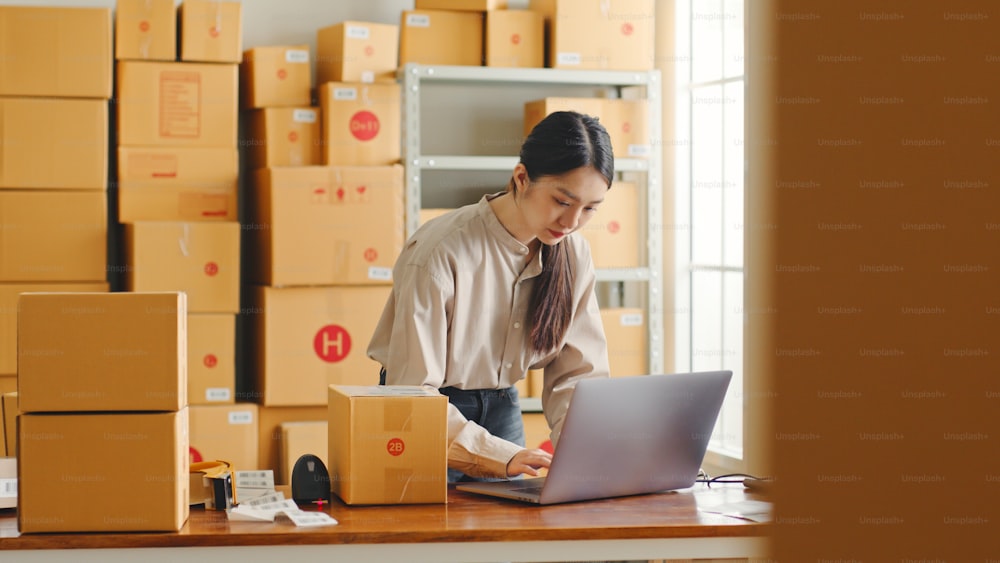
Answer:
[
  {"left": 523, "top": 97, "right": 649, "bottom": 159},
  {"left": 117, "top": 147, "right": 239, "bottom": 222},
  {"left": 179, "top": 0, "right": 242, "bottom": 63},
  {"left": 17, "top": 292, "right": 186, "bottom": 413},
  {"left": 0, "top": 191, "right": 107, "bottom": 283},
  {"left": 0, "top": 6, "right": 112, "bottom": 98},
  {"left": 577, "top": 181, "right": 640, "bottom": 269},
  {"left": 530, "top": 0, "right": 655, "bottom": 71},
  {"left": 18, "top": 409, "right": 189, "bottom": 533},
  {"left": 188, "top": 404, "right": 258, "bottom": 473},
  {"left": 523, "top": 97, "right": 606, "bottom": 138},
  {"left": 248, "top": 285, "right": 391, "bottom": 407},
  {"left": 1, "top": 393, "right": 15, "bottom": 457},
  {"left": 415, "top": 0, "right": 508, "bottom": 9},
  {"left": 328, "top": 385, "right": 448, "bottom": 504},
  {"left": 1, "top": 283, "right": 108, "bottom": 375},
  {"left": 246, "top": 108, "right": 322, "bottom": 169},
  {"left": 240, "top": 45, "right": 311, "bottom": 108},
  {"left": 316, "top": 21, "right": 399, "bottom": 84},
  {"left": 318, "top": 82, "right": 400, "bottom": 166},
  {"left": 124, "top": 222, "right": 240, "bottom": 313},
  {"left": 604, "top": 97, "right": 651, "bottom": 158},
  {"left": 115, "top": 0, "right": 176, "bottom": 61},
  {"left": 256, "top": 405, "right": 327, "bottom": 484},
  {"left": 399, "top": 10, "right": 484, "bottom": 66},
  {"left": 248, "top": 166, "right": 404, "bottom": 286},
  {"left": 0, "top": 98, "right": 108, "bottom": 190},
  {"left": 188, "top": 314, "right": 235, "bottom": 405},
  {"left": 0, "top": 377, "right": 13, "bottom": 395},
  {"left": 116, "top": 61, "right": 238, "bottom": 148},
  {"left": 280, "top": 421, "right": 328, "bottom": 485},
  {"left": 522, "top": 412, "right": 550, "bottom": 450},
  {"left": 0, "top": 456, "right": 14, "bottom": 509},
  {"left": 485, "top": 10, "right": 544, "bottom": 68},
  {"left": 528, "top": 368, "right": 543, "bottom": 397},
  {"left": 601, "top": 308, "right": 647, "bottom": 377}
]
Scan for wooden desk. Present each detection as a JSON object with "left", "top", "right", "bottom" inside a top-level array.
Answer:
[{"left": 0, "top": 483, "right": 769, "bottom": 562}]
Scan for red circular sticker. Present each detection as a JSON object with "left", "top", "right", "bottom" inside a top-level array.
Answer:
[
  {"left": 622, "top": 122, "right": 631, "bottom": 134},
  {"left": 277, "top": 68, "right": 287, "bottom": 80},
  {"left": 387, "top": 438, "right": 405, "bottom": 456},
  {"left": 288, "top": 131, "right": 299, "bottom": 143},
  {"left": 511, "top": 33, "right": 521, "bottom": 45},
  {"left": 203, "top": 354, "right": 218, "bottom": 368},
  {"left": 350, "top": 110, "right": 380, "bottom": 141},
  {"left": 204, "top": 262, "right": 219, "bottom": 276},
  {"left": 314, "top": 325, "right": 351, "bottom": 363},
  {"left": 209, "top": 26, "right": 220, "bottom": 38},
  {"left": 190, "top": 447, "right": 203, "bottom": 463},
  {"left": 139, "top": 21, "right": 150, "bottom": 32},
  {"left": 622, "top": 22, "right": 634, "bottom": 36},
  {"left": 363, "top": 248, "right": 378, "bottom": 262},
  {"left": 365, "top": 45, "right": 375, "bottom": 57},
  {"left": 608, "top": 220, "right": 621, "bottom": 234}
]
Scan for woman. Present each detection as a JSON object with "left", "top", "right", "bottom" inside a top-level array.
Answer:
[{"left": 367, "top": 110, "right": 613, "bottom": 482}]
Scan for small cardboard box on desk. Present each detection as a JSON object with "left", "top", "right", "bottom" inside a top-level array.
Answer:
[{"left": 328, "top": 385, "right": 447, "bottom": 504}]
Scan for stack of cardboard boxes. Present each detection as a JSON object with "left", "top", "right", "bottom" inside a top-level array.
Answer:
[
  {"left": 0, "top": 6, "right": 113, "bottom": 404},
  {"left": 400, "top": 0, "right": 544, "bottom": 68},
  {"left": 16, "top": 292, "right": 189, "bottom": 532},
  {"left": 114, "top": 0, "right": 243, "bottom": 473},
  {"left": 240, "top": 20, "right": 405, "bottom": 484}
]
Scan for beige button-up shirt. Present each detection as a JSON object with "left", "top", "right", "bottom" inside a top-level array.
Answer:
[{"left": 367, "top": 193, "right": 610, "bottom": 478}]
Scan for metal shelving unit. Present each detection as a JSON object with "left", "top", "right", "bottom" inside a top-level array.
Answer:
[{"left": 398, "top": 63, "right": 664, "bottom": 411}]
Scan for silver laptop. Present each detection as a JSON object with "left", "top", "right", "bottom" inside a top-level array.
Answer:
[{"left": 456, "top": 371, "right": 732, "bottom": 505}]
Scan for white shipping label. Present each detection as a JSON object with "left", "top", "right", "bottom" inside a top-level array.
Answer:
[
  {"left": 206, "top": 388, "right": 231, "bottom": 401},
  {"left": 228, "top": 410, "right": 254, "bottom": 425},
  {"left": 620, "top": 313, "right": 644, "bottom": 327},
  {"left": 236, "top": 470, "right": 276, "bottom": 490},
  {"left": 628, "top": 144, "right": 651, "bottom": 157},
  {"left": 407, "top": 14, "right": 431, "bottom": 27},
  {"left": 557, "top": 52, "right": 582, "bottom": 66},
  {"left": 293, "top": 109, "right": 318, "bottom": 123},
  {"left": 368, "top": 266, "right": 392, "bottom": 281},
  {"left": 334, "top": 88, "right": 358, "bottom": 101},
  {"left": 285, "top": 49, "right": 309, "bottom": 63},
  {"left": 360, "top": 70, "right": 375, "bottom": 84},
  {"left": 0, "top": 479, "right": 16, "bottom": 498},
  {"left": 346, "top": 25, "right": 370, "bottom": 39}
]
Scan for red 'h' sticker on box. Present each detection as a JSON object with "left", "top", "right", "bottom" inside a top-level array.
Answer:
[
  {"left": 204, "top": 354, "right": 218, "bottom": 368},
  {"left": 387, "top": 438, "right": 405, "bottom": 456},
  {"left": 204, "top": 262, "right": 219, "bottom": 276},
  {"left": 314, "top": 325, "right": 351, "bottom": 363}
]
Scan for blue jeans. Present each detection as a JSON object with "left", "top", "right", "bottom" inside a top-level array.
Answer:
[
  {"left": 378, "top": 368, "right": 525, "bottom": 482},
  {"left": 439, "top": 386, "right": 526, "bottom": 483}
]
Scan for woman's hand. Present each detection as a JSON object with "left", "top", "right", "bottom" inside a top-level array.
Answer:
[{"left": 506, "top": 448, "right": 553, "bottom": 478}]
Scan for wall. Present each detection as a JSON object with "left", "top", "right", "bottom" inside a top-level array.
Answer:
[{"left": 750, "top": 0, "right": 1000, "bottom": 559}]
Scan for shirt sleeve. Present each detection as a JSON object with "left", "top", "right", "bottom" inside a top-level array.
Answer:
[
  {"left": 540, "top": 249, "right": 611, "bottom": 447},
  {"left": 370, "top": 253, "right": 523, "bottom": 479}
]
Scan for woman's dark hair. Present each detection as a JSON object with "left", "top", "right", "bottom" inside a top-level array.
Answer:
[{"left": 516, "top": 110, "right": 614, "bottom": 353}]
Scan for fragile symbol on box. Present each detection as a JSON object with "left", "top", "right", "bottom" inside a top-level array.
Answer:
[
  {"left": 314, "top": 325, "right": 351, "bottom": 363},
  {"left": 387, "top": 437, "right": 404, "bottom": 456}
]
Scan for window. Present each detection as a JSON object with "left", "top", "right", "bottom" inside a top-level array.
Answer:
[{"left": 673, "top": 0, "right": 746, "bottom": 464}]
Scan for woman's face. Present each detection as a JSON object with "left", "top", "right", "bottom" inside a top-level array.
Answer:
[{"left": 515, "top": 165, "right": 609, "bottom": 246}]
